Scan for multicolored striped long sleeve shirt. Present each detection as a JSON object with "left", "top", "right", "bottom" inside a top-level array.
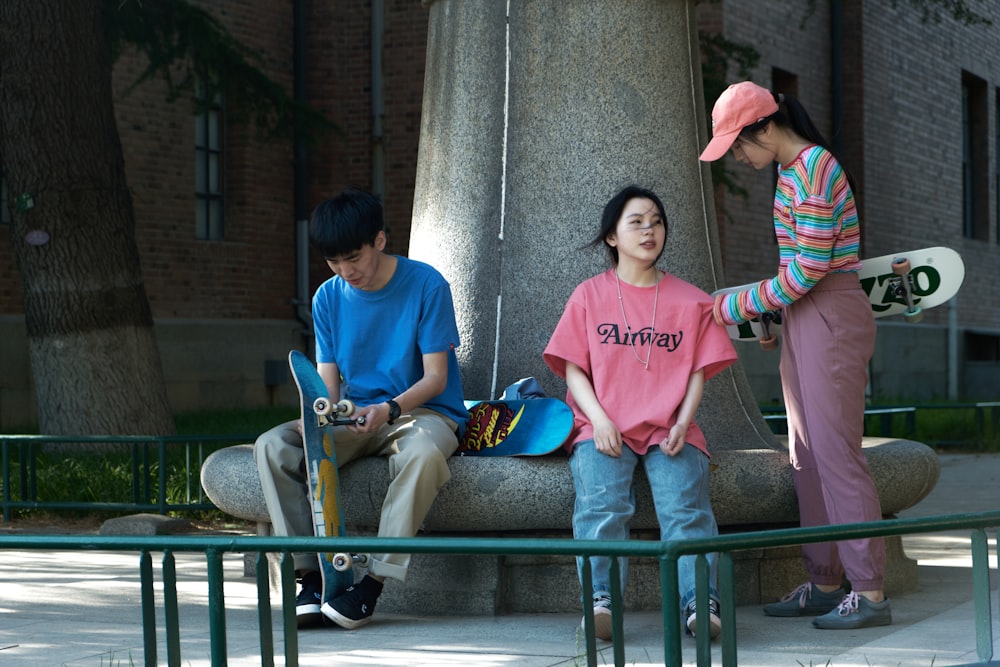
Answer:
[{"left": 714, "top": 144, "right": 862, "bottom": 325}]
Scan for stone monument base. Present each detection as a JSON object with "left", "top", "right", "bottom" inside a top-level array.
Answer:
[{"left": 202, "top": 438, "right": 936, "bottom": 613}]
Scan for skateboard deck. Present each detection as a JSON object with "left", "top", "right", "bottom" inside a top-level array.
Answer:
[
  {"left": 288, "top": 350, "right": 356, "bottom": 608},
  {"left": 457, "top": 398, "right": 574, "bottom": 456},
  {"left": 714, "top": 246, "right": 965, "bottom": 347}
]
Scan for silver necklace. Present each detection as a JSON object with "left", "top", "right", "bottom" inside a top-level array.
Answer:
[{"left": 615, "top": 269, "right": 658, "bottom": 370}]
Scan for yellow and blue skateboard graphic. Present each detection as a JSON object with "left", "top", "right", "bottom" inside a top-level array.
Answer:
[
  {"left": 289, "top": 350, "right": 355, "bottom": 605},
  {"left": 457, "top": 398, "right": 574, "bottom": 456}
]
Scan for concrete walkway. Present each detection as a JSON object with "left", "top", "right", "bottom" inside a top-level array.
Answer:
[{"left": 1, "top": 453, "right": 997, "bottom": 667}]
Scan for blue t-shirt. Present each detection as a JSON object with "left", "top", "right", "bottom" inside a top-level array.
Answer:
[{"left": 312, "top": 255, "right": 467, "bottom": 431}]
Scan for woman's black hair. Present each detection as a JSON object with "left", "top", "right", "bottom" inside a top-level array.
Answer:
[
  {"left": 740, "top": 92, "right": 858, "bottom": 193},
  {"left": 585, "top": 185, "right": 669, "bottom": 266}
]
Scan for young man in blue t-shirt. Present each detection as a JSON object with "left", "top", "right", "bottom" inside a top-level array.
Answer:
[{"left": 255, "top": 189, "right": 467, "bottom": 630}]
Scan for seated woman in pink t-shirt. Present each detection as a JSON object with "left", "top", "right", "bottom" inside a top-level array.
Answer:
[{"left": 544, "top": 185, "right": 737, "bottom": 642}]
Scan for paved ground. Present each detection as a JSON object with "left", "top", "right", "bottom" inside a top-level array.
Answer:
[{"left": 0, "top": 452, "right": 997, "bottom": 666}]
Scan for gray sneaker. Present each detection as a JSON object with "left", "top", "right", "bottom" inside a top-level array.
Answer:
[
  {"left": 763, "top": 582, "right": 846, "bottom": 617},
  {"left": 812, "top": 592, "right": 892, "bottom": 629}
]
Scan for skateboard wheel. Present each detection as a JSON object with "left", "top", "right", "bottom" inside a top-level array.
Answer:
[
  {"left": 332, "top": 553, "right": 352, "bottom": 572},
  {"left": 759, "top": 336, "right": 778, "bottom": 351},
  {"left": 892, "top": 257, "right": 911, "bottom": 275},
  {"left": 904, "top": 306, "right": 924, "bottom": 324},
  {"left": 335, "top": 399, "right": 356, "bottom": 416},
  {"left": 313, "top": 397, "right": 332, "bottom": 416}
]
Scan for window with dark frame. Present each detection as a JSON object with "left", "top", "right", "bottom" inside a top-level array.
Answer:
[
  {"left": 961, "top": 71, "right": 988, "bottom": 242},
  {"left": 966, "top": 331, "right": 1000, "bottom": 363},
  {"left": 195, "top": 93, "right": 224, "bottom": 241}
]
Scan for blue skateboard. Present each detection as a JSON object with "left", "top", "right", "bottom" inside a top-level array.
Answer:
[
  {"left": 457, "top": 398, "right": 574, "bottom": 456},
  {"left": 288, "top": 350, "right": 364, "bottom": 610}
]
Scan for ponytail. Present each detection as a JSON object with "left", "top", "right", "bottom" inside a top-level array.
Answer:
[{"left": 742, "top": 92, "right": 858, "bottom": 193}]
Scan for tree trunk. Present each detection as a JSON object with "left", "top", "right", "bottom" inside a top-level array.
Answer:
[{"left": 0, "top": 1, "right": 175, "bottom": 436}]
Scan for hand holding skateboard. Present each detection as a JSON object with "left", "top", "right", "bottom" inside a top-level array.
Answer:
[
  {"left": 713, "top": 246, "right": 964, "bottom": 350},
  {"left": 313, "top": 396, "right": 361, "bottom": 426}
]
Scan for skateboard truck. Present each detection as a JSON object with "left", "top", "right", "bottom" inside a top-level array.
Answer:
[
  {"left": 313, "top": 398, "right": 359, "bottom": 427},
  {"left": 890, "top": 257, "right": 924, "bottom": 323},
  {"left": 332, "top": 552, "right": 371, "bottom": 572},
  {"left": 759, "top": 310, "right": 781, "bottom": 351}
]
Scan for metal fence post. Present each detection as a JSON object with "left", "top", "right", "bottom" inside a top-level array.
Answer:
[
  {"left": 256, "top": 552, "right": 275, "bottom": 667},
  {"left": 205, "top": 547, "right": 228, "bottom": 667},
  {"left": 661, "top": 552, "right": 681, "bottom": 667},
  {"left": 139, "top": 550, "right": 158, "bottom": 667},
  {"left": 162, "top": 549, "right": 182, "bottom": 667},
  {"left": 971, "top": 528, "right": 994, "bottom": 661}
]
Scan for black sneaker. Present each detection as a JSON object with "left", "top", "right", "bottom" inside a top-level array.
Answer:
[
  {"left": 321, "top": 575, "right": 383, "bottom": 629},
  {"left": 295, "top": 570, "right": 323, "bottom": 628},
  {"left": 684, "top": 597, "right": 722, "bottom": 639}
]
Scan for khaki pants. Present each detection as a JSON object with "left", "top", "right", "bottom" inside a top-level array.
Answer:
[{"left": 254, "top": 409, "right": 459, "bottom": 582}]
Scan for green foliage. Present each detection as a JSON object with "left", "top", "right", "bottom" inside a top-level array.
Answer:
[
  {"left": 1, "top": 407, "right": 296, "bottom": 521},
  {"left": 697, "top": 31, "right": 760, "bottom": 206},
  {"left": 8, "top": 445, "right": 208, "bottom": 516},
  {"left": 104, "top": 0, "right": 337, "bottom": 146},
  {"left": 861, "top": 404, "right": 999, "bottom": 451},
  {"left": 174, "top": 405, "right": 298, "bottom": 435},
  {"left": 913, "top": 406, "right": 1000, "bottom": 451}
]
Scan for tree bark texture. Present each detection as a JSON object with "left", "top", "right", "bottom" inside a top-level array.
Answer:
[{"left": 0, "top": 1, "right": 175, "bottom": 435}]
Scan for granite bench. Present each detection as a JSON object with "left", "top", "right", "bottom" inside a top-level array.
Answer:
[{"left": 201, "top": 437, "right": 940, "bottom": 614}]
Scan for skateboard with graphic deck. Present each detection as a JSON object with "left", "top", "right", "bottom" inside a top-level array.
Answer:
[
  {"left": 457, "top": 398, "right": 574, "bottom": 456},
  {"left": 288, "top": 350, "right": 370, "bottom": 611},
  {"left": 713, "top": 246, "right": 965, "bottom": 350}
]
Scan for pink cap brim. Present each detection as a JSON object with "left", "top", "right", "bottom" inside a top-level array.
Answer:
[{"left": 699, "top": 130, "right": 739, "bottom": 162}]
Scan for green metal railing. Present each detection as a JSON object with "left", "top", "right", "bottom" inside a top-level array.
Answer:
[
  {"left": 761, "top": 402, "right": 1000, "bottom": 446},
  {"left": 3, "top": 511, "right": 997, "bottom": 667},
  {"left": 0, "top": 434, "right": 255, "bottom": 521}
]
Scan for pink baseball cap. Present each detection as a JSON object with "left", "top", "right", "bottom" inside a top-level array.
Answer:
[{"left": 699, "top": 82, "right": 779, "bottom": 162}]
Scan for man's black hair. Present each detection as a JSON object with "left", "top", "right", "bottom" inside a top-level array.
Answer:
[{"left": 308, "top": 189, "right": 385, "bottom": 258}]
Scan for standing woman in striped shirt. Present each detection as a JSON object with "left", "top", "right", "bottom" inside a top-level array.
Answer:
[{"left": 700, "top": 81, "right": 890, "bottom": 630}]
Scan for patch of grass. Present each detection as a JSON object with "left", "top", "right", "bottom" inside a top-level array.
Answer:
[
  {"left": 770, "top": 401, "right": 1000, "bottom": 453},
  {"left": 2, "top": 406, "right": 297, "bottom": 523},
  {"left": 889, "top": 403, "right": 1000, "bottom": 452},
  {"left": 174, "top": 405, "right": 297, "bottom": 435}
]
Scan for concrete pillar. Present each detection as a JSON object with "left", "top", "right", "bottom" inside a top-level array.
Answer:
[{"left": 411, "top": 0, "right": 776, "bottom": 451}]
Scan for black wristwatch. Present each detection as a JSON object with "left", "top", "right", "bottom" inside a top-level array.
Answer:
[{"left": 385, "top": 399, "right": 401, "bottom": 425}]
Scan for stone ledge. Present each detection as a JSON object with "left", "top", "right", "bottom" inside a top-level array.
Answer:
[
  {"left": 201, "top": 437, "right": 940, "bottom": 533},
  {"left": 99, "top": 513, "right": 192, "bottom": 536}
]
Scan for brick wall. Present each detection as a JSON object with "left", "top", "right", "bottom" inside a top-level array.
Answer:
[
  {"left": 860, "top": 2, "right": 998, "bottom": 331},
  {"left": 707, "top": 0, "right": 833, "bottom": 288},
  {"left": 0, "top": 0, "right": 429, "bottom": 319},
  {"left": 702, "top": 0, "right": 1000, "bottom": 336}
]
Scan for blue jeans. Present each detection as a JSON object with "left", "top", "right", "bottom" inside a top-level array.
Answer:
[{"left": 569, "top": 439, "right": 719, "bottom": 608}]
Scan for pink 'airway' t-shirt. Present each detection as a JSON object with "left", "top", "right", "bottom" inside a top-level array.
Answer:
[{"left": 543, "top": 269, "right": 737, "bottom": 456}]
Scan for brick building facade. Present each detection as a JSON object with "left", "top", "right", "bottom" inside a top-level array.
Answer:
[
  {"left": 1, "top": 1, "right": 997, "bottom": 428},
  {"left": 707, "top": 0, "right": 1000, "bottom": 402}
]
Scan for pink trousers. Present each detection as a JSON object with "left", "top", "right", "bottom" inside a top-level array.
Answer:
[{"left": 781, "top": 271, "right": 885, "bottom": 592}]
